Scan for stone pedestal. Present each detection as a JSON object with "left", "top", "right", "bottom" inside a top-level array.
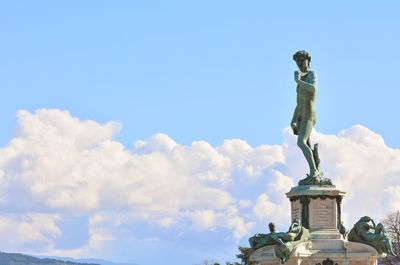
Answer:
[
  {"left": 286, "top": 185, "right": 345, "bottom": 236},
  {"left": 250, "top": 240, "right": 381, "bottom": 265},
  {"left": 249, "top": 185, "right": 383, "bottom": 265}
]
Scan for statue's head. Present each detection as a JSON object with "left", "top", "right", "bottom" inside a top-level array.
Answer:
[
  {"left": 293, "top": 50, "right": 311, "bottom": 72},
  {"left": 360, "top": 216, "right": 371, "bottom": 222},
  {"left": 268, "top": 222, "right": 276, "bottom": 233},
  {"left": 293, "top": 218, "right": 301, "bottom": 225}
]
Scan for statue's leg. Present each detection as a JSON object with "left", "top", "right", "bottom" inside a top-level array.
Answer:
[
  {"left": 375, "top": 223, "right": 386, "bottom": 234},
  {"left": 270, "top": 234, "right": 285, "bottom": 246},
  {"left": 297, "top": 118, "right": 318, "bottom": 176},
  {"left": 386, "top": 237, "right": 395, "bottom": 255},
  {"left": 306, "top": 138, "right": 311, "bottom": 149},
  {"left": 375, "top": 224, "right": 395, "bottom": 255}
]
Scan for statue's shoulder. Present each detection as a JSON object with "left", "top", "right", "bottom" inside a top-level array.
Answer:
[
  {"left": 307, "top": 70, "right": 317, "bottom": 84},
  {"left": 308, "top": 70, "right": 317, "bottom": 78}
]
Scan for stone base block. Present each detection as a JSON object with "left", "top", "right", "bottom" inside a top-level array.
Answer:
[
  {"left": 286, "top": 185, "right": 346, "bottom": 234},
  {"left": 249, "top": 240, "right": 382, "bottom": 265}
]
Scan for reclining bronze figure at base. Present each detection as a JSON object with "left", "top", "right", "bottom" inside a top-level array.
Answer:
[{"left": 249, "top": 219, "right": 311, "bottom": 263}]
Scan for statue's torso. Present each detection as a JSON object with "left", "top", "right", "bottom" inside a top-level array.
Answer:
[{"left": 296, "top": 71, "right": 317, "bottom": 122}]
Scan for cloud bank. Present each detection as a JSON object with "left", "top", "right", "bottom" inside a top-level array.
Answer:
[{"left": 0, "top": 109, "right": 399, "bottom": 260}]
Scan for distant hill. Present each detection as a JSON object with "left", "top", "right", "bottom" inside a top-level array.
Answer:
[
  {"left": 0, "top": 252, "right": 99, "bottom": 265},
  {"left": 34, "top": 255, "right": 138, "bottom": 265}
]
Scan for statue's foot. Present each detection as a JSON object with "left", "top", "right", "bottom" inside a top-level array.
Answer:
[
  {"left": 388, "top": 248, "right": 397, "bottom": 257},
  {"left": 298, "top": 171, "right": 333, "bottom": 186},
  {"left": 309, "top": 170, "right": 322, "bottom": 179},
  {"left": 298, "top": 171, "right": 320, "bottom": 185},
  {"left": 280, "top": 253, "right": 290, "bottom": 264}
]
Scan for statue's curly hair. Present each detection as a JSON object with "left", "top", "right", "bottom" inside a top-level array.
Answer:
[{"left": 293, "top": 50, "right": 311, "bottom": 62}]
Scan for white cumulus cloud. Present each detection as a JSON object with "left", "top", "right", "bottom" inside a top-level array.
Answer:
[{"left": 0, "top": 109, "right": 399, "bottom": 258}]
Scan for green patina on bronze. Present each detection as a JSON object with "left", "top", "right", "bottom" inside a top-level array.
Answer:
[
  {"left": 249, "top": 219, "right": 311, "bottom": 263},
  {"left": 290, "top": 50, "right": 332, "bottom": 186},
  {"left": 348, "top": 216, "right": 395, "bottom": 256}
]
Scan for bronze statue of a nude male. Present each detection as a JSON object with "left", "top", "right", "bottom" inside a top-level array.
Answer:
[{"left": 291, "top": 50, "right": 331, "bottom": 185}]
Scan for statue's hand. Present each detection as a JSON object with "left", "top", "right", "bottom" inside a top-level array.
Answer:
[{"left": 291, "top": 123, "right": 298, "bottom": 135}]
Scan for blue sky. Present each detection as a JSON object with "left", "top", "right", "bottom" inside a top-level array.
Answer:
[{"left": 1, "top": 1, "right": 400, "bottom": 265}]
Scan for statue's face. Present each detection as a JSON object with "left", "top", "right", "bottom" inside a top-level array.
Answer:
[{"left": 295, "top": 58, "right": 309, "bottom": 73}]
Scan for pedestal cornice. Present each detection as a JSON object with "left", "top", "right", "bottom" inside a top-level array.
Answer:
[{"left": 286, "top": 185, "right": 346, "bottom": 199}]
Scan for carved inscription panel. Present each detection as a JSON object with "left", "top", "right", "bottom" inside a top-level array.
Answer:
[
  {"left": 291, "top": 200, "right": 301, "bottom": 221},
  {"left": 312, "top": 198, "right": 335, "bottom": 228}
]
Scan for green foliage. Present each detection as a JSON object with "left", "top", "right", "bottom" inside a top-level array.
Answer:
[
  {"left": 195, "top": 259, "right": 221, "bottom": 265},
  {"left": 197, "top": 245, "right": 252, "bottom": 265},
  {"left": 225, "top": 262, "right": 241, "bottom": 265},
  {"left": 236, "top": 246, "right": 252, "bottom": 265}
]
